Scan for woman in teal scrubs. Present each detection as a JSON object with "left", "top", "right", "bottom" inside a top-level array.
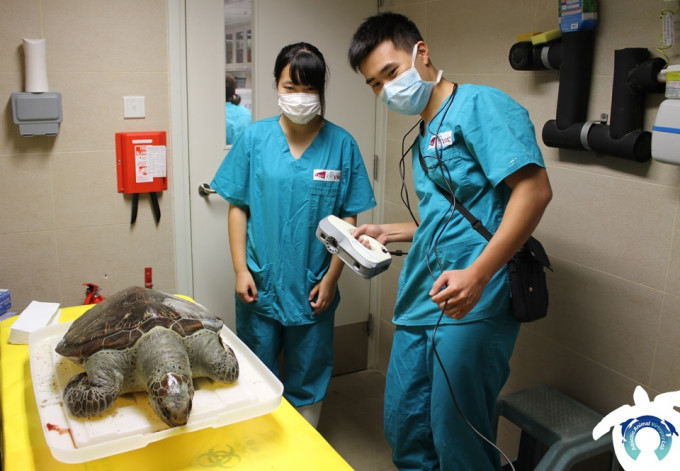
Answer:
[
  {"left": 211, "top": 42, "right": 376, "bottom": 428},
  {"left": 224, "top": 72, "right": 251, "bottom": 145}
]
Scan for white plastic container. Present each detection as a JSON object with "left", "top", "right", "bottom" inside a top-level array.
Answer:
[
  {"left": 662, "top": 65, "right": 680, "bottom": 99},
  {"left": 652, "top": 99, "right": 680, "bottom": 165},
  {"left": 29, "top": 322, "right": 283, "bottom": 464}
]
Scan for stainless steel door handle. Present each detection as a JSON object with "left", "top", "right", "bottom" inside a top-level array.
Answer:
[{"left": 198, "top": 183, "right": 216, "bottom": 197}]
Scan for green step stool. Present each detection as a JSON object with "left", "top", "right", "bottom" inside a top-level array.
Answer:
[{"left": 493, "top": 384, "right": 620, "bottom": 470}]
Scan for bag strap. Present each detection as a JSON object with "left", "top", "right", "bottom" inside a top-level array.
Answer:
[
  {"left": 417, "top": 147, "right": 553, "bottom": 270},
  {"left": 438, "top": 183, "right": 493, "bottom": 242},
  {"left": 416, "top": 147, "right": 493, "bottom": 242}
]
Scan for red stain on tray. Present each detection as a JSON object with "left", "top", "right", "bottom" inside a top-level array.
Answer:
[
  {"left": 47, "top": 423, "right": 77, "bottom": 448},
  {"left": 47, "top": 423, "right": 70, "bottom": 434}
]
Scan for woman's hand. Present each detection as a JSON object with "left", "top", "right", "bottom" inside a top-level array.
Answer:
[
  {"left": 309, "top": 276, "right": 338, "bottom": 315},
  {"left": 428, "top": 267, "right": 487, "bottom": 320},
  {"left": 235, "top": 270, "right": 258, "bottom": 303}
]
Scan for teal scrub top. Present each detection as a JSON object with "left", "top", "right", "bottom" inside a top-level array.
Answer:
[
  {"left": 225, "top": 102, "right": 252, "bottom": 145},
  {"left": 394, "top": 84, "right": 545, "bottom": 326},
  {"left": 212, "top": 116, "right": 376, "bottom": 325}
]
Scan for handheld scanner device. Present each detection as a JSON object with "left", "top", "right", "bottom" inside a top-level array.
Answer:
[{"left": 316, "top": 215, "right": 392, "bottom": 279}]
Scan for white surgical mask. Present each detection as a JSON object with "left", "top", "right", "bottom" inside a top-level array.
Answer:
[
  {"left": 379, "top": 44, "right": 443, "bottom": 115},
  {"left": 278, "top": 93, "right": 321, "bottom": 124}
]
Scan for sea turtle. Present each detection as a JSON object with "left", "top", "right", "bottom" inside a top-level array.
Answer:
[{"left": 55, "top": 286, "right": 239, "bottom": 427}]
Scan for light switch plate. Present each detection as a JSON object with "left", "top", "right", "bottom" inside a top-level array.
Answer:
[{"left": 123, "top": 96, "right": 145, "bottom": 119}]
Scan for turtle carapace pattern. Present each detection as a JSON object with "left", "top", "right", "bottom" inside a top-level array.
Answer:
[{"left": 55, "top": 286, "right": 239, "bottom": 427}]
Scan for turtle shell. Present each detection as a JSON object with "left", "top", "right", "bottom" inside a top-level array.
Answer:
[{"left": 56, "top": 286, "right": 224, "bottom": 360}]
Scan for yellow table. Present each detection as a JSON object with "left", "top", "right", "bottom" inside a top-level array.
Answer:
[{"left": 1, "top": 305, "right": 351, "bottom": 470}]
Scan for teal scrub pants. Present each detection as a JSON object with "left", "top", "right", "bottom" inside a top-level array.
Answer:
[
  {"left": 384, "top": 315, "right": 520, "bottom": 471},
  {"left": 236, "top": 311, "right": 335, "bottom": 407}
]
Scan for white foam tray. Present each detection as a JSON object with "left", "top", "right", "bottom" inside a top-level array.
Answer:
[{"left": 29, "top": 322, "right": 283, "bottom": 464}]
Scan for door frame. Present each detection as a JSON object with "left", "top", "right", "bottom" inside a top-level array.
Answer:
[
  {"left": 167, "top": 0, "right": 388, "bottom": 368},
  {"left": 168, "top": 0, "right": 193, "bottom": 298}
]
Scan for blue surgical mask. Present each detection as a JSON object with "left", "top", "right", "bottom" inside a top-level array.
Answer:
[{"left": 379, "top": 44, "right": 443, "bottom": 115}]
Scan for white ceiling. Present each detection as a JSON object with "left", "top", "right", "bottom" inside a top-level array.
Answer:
[{"left": 224, "top": 0, "right": 252, "bottom": 27}]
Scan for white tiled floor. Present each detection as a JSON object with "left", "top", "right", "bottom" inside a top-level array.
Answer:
[{"left": 317, "top": 370, "right": 396, "bottom": 470}]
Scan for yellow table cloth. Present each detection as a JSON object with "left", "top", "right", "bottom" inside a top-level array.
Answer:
[{"left": 1, "top": 304, "right": 351, "bottom": 470}]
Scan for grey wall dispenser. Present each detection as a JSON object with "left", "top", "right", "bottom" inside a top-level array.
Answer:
[{"left": 11, "top": 38, "right": 62, "bottom": 137}]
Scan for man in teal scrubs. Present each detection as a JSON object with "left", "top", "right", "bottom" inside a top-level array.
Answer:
[{"left": 348, "top": 13, "right": 552, "bottom": 470}]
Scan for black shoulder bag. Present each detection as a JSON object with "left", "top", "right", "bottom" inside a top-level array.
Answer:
[
  {"left": 447, "top": 194, "right": 552, "bottom": 322},
  {"left": 418, "top": 150, "right": 552, "bottom": 322}
]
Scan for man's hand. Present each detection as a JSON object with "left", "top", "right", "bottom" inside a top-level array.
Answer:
[{"left": 429, "top": 267, "right": 487, "bottom": 319}]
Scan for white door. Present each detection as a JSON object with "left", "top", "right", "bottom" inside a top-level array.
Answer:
[{"left": 175, "top": 0, "right": 379, "bottom": 372}]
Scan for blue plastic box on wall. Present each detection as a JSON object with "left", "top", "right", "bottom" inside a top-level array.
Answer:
[
  {"left": 0, "top": 289, "right": 11, "bottom": 314},
  {"left": 559, "top": 0, "right": 598, "bottom": 33}
]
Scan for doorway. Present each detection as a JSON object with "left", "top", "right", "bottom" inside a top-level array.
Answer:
[{"left": 169, "top": 0, "right": 382, "bottom": 373}]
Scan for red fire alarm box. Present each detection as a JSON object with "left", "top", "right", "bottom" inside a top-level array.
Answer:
[{"left": 115, "top": 131, "right": 167, "bottom": 194}]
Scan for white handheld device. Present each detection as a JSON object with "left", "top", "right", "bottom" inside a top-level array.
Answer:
[{"left": 316, "top": 215, "right": 392, "bottom": 279}]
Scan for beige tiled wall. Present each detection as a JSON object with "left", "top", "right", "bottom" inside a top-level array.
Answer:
[
  {"left": 2, "top": 0, "right": 679, "bottom": 428},
  {"left": 377, "top": 0, "right": 680, "bottom": 423},
  {"left": 0, "top": 0, "right": 176, "bottom": 309}
]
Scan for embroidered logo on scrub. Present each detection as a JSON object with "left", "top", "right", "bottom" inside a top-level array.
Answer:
[
  {"left": 313, "top": 169, "right": 341, "bottom": 182},
  {"left": 427, "top": 130, "right": 453, "bottom": 150},
  {"left": 593, "top": 386, "right": 680, "bottom": 470}
]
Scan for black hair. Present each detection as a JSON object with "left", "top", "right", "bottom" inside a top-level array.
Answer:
[
  {"left": 225, "top": 73, "right": 241, "bottom": 105},
  {"left": 348, "top": 12, "right": 423, "bottom": 73},
  {"left": 274, "top": 42, "right": 328, "bottom": 116}
]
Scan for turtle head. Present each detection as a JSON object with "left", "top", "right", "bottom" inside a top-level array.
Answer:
[{"left": 148, "top": 372, "right": 194, "bottom": 427}]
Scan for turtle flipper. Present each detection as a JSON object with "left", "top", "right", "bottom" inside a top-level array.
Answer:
[
  {"left": 188, "top": 332, "right": 239, "bottom": 383},
  {"left": 210, "top": 343, "right": 239, "bottom": 383},
  {"left": 63, "top": 372, "right": 121, "bottom": 417}
]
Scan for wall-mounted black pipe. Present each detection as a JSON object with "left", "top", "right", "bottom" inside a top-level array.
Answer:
[
  {"left": 543, "top": 48, "right": 665, "bottom": 162},
  {"left": 510, "top": 21, "right": 665, "bottom": 162},
  {"left": 539, "top": 120, "right": 651, "bottom": 160},
  {"left": 610, "top": 50, "right": 666, "bottom": 139},
  {"left": 555, "top": 30, "right": 596, "bottom": 129},
  {"left": 509, "top": 40, "right": 562, "bottom": 71},
  {"left": 628, "top": 56, "right": 667, "bottom": 95},
  {"left": 510, "top": 30, "right": 596, "bottom": 131},
  {"left": 588, "top": 125, "right": 651, "bottom": 161},
  {"left": 542, "top": 121, "right": 654, "bottom": 161},
  {"left": 610, "top": 48, "right": 650, "bottom": 139}
]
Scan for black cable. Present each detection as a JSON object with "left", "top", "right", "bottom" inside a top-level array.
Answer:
[
  {"left": 423, "top": 87, "right": 457, "bottom": 279},
  {"left": 432, "top": 303, "right": 516, "bottom": 470},
  {"left": 399, "top": 119, "right": 423, "bottom": 227},
  {"left": 400, "top": 83, "right": 516, "bottom": 470}
]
